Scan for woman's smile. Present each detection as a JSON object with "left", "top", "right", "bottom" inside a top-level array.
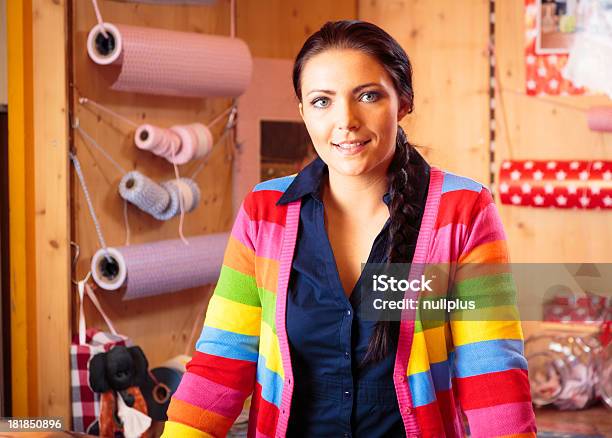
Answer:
[{"left": 331, "top": 139, "right": 372, "bottom": 156}]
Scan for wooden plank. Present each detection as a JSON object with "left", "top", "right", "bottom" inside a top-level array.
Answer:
[
  {"left": 7, "top": 0, "right": 37, "bottom": 417},
  {"left": 359, "top": 0, "right": 491, "bottom": 184},
  {"left": 31, "top": 0, "right": 71, "bottom": 419},
  {"left": 237, "top": 0, "right": 357, "bottom": 59}
]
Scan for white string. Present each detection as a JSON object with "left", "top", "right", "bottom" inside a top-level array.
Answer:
[
  {"left": 70, "top": 152, "right": 112, "bottom": 262},
  {"left": 208, "top": 105, "right": 234, "bottom": 128},
  {"left": 123, "top": 198, "right": 131, "bottom": 246},
  {"left": 170, "top": 157, "right": 189, "bottom": 246},
  {"left": 79, "top": 97, "right": 139, "bottom": 129},
  {"left": 76, "top": 125, "right": 128, "bottom": 175},
  {"left": 90, "top": 0, "right": 109, "bottom": 39}
]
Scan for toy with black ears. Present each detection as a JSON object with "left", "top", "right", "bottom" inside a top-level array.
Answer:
[{"left": 89, "top": 345, "right": 152, "bottom": 438}]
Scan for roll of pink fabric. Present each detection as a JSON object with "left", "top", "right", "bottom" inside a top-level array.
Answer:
[
  {"left": 87, "top": 23, "right": 253, "bottom": 98},
  {"left": 587, "top": 107, "right": 612, "bottom": 132}
]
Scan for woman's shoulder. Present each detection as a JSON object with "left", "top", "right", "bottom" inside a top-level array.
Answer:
[
  {"left": 437, "top": 169, "right": 488, "bottom": 196},
  {"left": 435, "top": 169, "right": 496, "bottom": 223},
  {"left": 252, "top": 174, "right": 297, "bottom": 194},
  {"left": 241, "top": 174, "right": 299, "bottom": 216}
]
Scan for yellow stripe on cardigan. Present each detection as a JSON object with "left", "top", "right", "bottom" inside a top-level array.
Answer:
[
  {"left": 204, "top": 294, "right": 261, "bottom": 336},
  {"left": 422, "top": 323, "right": 450, "bottom": 365},
  {"left": 223, "top": 236, "right": 256, "bottom": 277},
  {"left": 406, "top": 323, "right": 453, "bottom": 376},
  {"left": 259, "top": 319, "right": 284, "bottom": 379},
  {"left": 161, "top": 421, "right": 216, "bottom": 438},
  {"left": 408, "top": 329, "right": 431, "bottom": 375},
  {"left": 255, "top": 255, "right": 279, "bottom": 295},
  {"left": 450, "top": 316, "right": 524, "bottom": 347}
]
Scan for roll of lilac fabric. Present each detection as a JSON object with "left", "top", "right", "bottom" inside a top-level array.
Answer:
[{"left": 91, "top": 233, "right": 229, "bottom": 300}]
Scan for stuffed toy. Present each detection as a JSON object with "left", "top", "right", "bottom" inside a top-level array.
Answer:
[{"left": 89, "top": 345, "right": 152, "bottom": 438}]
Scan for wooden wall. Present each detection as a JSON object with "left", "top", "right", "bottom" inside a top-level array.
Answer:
[
  {"left": 359, "top": 0, "right": 491, "bottom": 184},
  {"left": 495, "top": 0, "right": 612, "bottom": 263},
  {"left": 360, "top": 0, "right": 612, "bottom": 261},
  {"left": 72, "top": 0, "right": 235, "bottom": 369},
  {"left": 360, "top": 0, "right": 612, "bottom": 341},
  {"left": 72, "top": 0, "right": 356, "bottom": 371}
]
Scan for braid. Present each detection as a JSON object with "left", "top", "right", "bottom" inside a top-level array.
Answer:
[{"left": 360, "top": 126, "right": 422, "bottom": 368}]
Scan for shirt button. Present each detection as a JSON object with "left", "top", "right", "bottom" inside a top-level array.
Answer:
[
  {"left": 344, "top": 352, "right": 350, "bottom": 360},
  {"left": 346, "top": 309, "right": 351, "bottom": 316},
  {"left": 405, "top": 406, "right": 413, "bottom": 414},
  {"left": 398, "top": 375, "right": 405, "bottom": 382},
  {"left": 344, "top": 390, "right": 351, "bottom": 399}
]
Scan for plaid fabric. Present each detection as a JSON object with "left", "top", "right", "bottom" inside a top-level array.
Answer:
[{"left": 70, "top": 328, "right": 131, "bottom": 432}]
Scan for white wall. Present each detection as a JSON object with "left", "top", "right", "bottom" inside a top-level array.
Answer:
[{"left": 0, "top": 0, "right": 7, "bottom": 105}]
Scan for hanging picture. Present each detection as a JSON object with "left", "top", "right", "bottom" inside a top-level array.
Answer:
[{"left": 525, "top": 0, "right": 585, "bottom": 95}]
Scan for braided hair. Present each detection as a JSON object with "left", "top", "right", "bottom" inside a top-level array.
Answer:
[{"left": 292, "top": 20, "right": 423, "bottom": 367}]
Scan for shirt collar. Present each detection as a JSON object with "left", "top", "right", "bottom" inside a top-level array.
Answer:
[{"left": 276, "top": 150, "right": 429, "bottom": 206}]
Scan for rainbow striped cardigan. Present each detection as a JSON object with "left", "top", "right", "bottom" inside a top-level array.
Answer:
[{"left": 162, "top": 167, "right": 537, "bottom": 438}]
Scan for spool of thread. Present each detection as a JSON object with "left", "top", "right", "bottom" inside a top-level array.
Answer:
[
  {"left": 587, "top": 107, "right": 612, "bottom": 132},
  {"left": 119, "top": 171, "right": 171, "bottom": 217},
  {"left": 90, "top": 233, "right": 229, "bottom": 299},
  {"left": 134, "top": 123, "right": 214, "bottom": 164},
  {"left": 134, "top": 125, "right": 181, "bottom": 157},
  {"left": 190, "top": 123, "right": 214, "bottom": 159},
  {"left": 152, "top": 177, "right": 200, "bottom": 220},
  {"left": 86, "top": 23, "right": 252, "bottom": 98}
]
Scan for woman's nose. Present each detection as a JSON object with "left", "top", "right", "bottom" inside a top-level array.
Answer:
[{"left": 335, "top": 100, "right": 360, "bottom": 132}]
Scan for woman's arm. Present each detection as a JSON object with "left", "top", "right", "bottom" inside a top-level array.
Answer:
[
  {"left": 162, "top": 195, "right": 261, "bottom": 438},
  {"left": 451, "top": 187, "right": 537, "bottom": 438}
]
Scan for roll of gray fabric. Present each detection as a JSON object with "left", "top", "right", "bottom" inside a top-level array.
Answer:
[{"left": 119, "top": 171, "right": 171, "bottom": 217}]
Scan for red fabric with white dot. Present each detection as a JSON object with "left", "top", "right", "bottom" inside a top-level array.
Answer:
[
  {"left": 498, "top": 160, "right": 612, "bottom": 209},
  {"left": 524, "top": 0, "right": 585, "bottom": 96}
]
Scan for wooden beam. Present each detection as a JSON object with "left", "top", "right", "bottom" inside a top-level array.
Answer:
[
  {"left": 7, "top": 0, "right": 36, "bottom": 417},
  {"left": 32, "top": 0, "right": 71, "bottom": 419},
  {"left": 8, "top": 0, "right": 71, "bottom": 420}
]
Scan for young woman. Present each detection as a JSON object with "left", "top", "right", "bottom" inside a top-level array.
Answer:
[{"left": 162, "top": 20, "right": 536, "bottom": 438}]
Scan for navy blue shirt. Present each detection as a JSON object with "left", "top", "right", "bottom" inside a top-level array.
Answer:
[{"left": 277, "top": 153, "right": 430, "bottom": 438}]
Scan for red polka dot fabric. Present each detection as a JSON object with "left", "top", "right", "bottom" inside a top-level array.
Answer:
[
  {"left": 499, "top": 160, "right": 612, "bottom": 209},
  {"left": 524, "top": 0, "right": 585, "bottom": 96}
]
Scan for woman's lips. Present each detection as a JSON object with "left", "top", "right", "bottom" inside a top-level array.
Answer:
[{"left": 331, "top": 139, "right": 371, "bottom": 156}]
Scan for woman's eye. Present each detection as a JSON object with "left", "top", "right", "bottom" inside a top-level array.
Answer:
[
  {"left": 311, "top": 97, "right": 330, "bottom": 108},
  {"left": 360, "top": 92, "right": 379, "bottom": 103}
]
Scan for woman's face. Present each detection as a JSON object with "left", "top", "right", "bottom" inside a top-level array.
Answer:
[{"left": 299, "top": 48, "right": 409, "bottom": 178}]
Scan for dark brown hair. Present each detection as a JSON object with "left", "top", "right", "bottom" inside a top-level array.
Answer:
[{"left": 292, "top": 20, "right": 422, "bottom": 367}]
